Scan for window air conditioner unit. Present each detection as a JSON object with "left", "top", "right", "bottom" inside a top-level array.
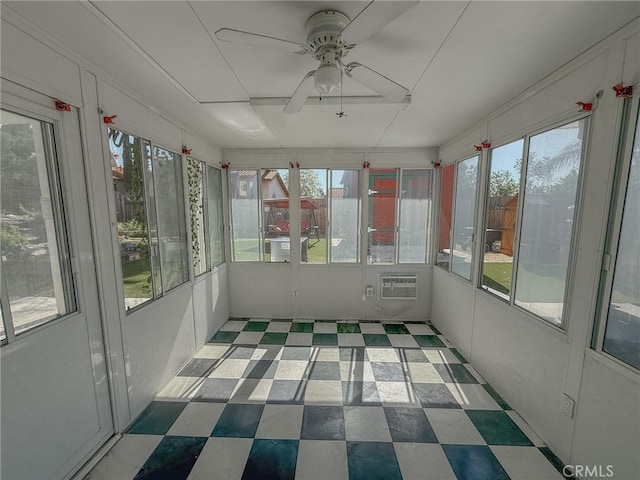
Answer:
[{"left": 379, "top": 274, "right": 418, "bottom": 300}]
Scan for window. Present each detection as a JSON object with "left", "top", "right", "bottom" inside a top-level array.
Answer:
[
  {"left": 1, "top": 109, "right": 76, "bottom": 340},
  {"left": 229, "top": 169, "right": 261, "bottom": 261},
  {"left": 437, "top": 164, "right": 455, "bottom": 269},
  {"left": 262, "top": 169, "right": 290, "bottom": 263},
  {"left": 330, "top": 170, "right": 360, "bottom": 263},
  {"left": 451, "top": 156, "right": 480, "bottom": 280},
  {"left": 598, "top": 100, "right": 640, "bottom": 369},
  {"left": 300, "top": 169, "right": 327, "bottom": 264},
  {"left": 481, "top": 140, "right": 524, "bottom": 298},
  {"left": 206, "top": 166, "right": 225, "bottom": 267},
  {"left": 108, "top": 128, "right": 189, "bottom": 310},
  {"left": 367, "top": 168, "right": 432, "bottom": 264},
  {"left": 514, "top": 120, "right": 586, "bottom": 326}
]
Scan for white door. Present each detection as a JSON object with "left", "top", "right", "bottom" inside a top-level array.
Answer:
[{"left": 0, "top": 82, "right": 113, "bottom": 480}]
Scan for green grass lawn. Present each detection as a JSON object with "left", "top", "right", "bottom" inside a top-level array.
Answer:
[
  {"left": 121, "top": 260, "right": 152, "bottom": 299},
  {"left": 483, "top": 261, "right": 571, "bottom": 302},
  {"left": 483, "top": 262, "right": 512, "bottom": 295}
]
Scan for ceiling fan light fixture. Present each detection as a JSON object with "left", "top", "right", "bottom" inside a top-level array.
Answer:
[{"left": 313, "top": 65, "right": 341, "bottom": 95}]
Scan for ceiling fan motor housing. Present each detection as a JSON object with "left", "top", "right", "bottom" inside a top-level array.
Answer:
[{"left": 305, "top": 10, "right": 350, "bottom": 62}]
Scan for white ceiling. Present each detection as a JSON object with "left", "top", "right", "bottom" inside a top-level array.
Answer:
[{"left": 4, "top": 1, "right": 639, "bottom": 149}]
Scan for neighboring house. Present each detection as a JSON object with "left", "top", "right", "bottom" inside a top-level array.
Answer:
[{"left": 231, "top": 169, "right": 289, "bottom": 198}]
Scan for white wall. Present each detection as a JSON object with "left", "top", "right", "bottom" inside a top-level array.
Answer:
[
  {"left": 0, "top": 13, "right": 230, "bottom": 480},
  {"left": 225, "top": 148, "right": 436, "bottom": 321},
  {"left": 432, "top": 19, "right": 640, "bottom": 477}
]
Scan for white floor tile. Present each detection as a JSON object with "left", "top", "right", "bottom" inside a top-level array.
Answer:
[
  {"left": 266, "top": 322, "right": 291, "bottom": 332},
  {"left": 314, "top": 323, "right": 337, "bottom": 334},
  {"left": 366, "top": 347, "right": 400, "bottom": 362},
  {"left": 491, "top": 446, "right": 564, "bottom": 479},
  {"left": 446, "top": 384, "right": 501, "bottom": 410},
  {"left": 187, "top": 438, "right": 252, "bottom": 480},
  {"left": 296, "top": 440, "right": 348, "bottom": 480},
  {"left": 193, "top": 345, "right": 230, "bottom": 359},
  {"left": 405, "top": 324, "right": 435, "bottom": 335},
  {"left": 286, "top": 333, "right": 313, "bottom": 345},
  {"left": 311, "top": 347, "right": 340, "bottom": 361},
  {"left": 250, "top": 345, "right": 282, "bottom": 361},
  {"left": 167, "top": 402, "right": 225, "bottom": 437},
  {"left": 234, "top": 332, "right": 264, "bottom": 344},
  {"left": 394, "top": 443, "right": 456, "bottom": 480},
  {"left": 344, "top": 406, "right": 392, "bottom": 441},
  {"left": 424, "top": 408, "right": 486, "bottom": 445},
  {"left": 274, "top": 360, "right": 309, "bottom": 380},
  {"left": 208, "top": 359, "right": 251, "bottom": 379},
  {"left": 255, "top": 404, "right": 303, "bottom": 439},
  {"left": 423, "top": 349, "right": 463, "bottom": 364},
  {"left": 304, "top": 380, "right": 343, "bottom": 405},
  {"left": 406, "top": 363, "right": 444, "bottom": 384},
  {"left": 389, "top": 335, "right": 419, "bottom": 348},
  {"left": 360, "top": 323, "right": 386, "bottom": 334},
  {"left": 85, "top": 434, "right": 162, "bottom": 480},
  {"left": 155, "top": 377, "right": 205, "bottom": 401},
  {"left": 219, "top": 321, "right": 248, "bottom": 332},
  {"left": 337, "top": 333, "right": 365, "bottom": 347}
]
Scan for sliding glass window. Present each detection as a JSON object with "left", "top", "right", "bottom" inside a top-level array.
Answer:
[
  {"left": 300, "top": 169, "right": 327, "bottom": 264},
  {"left": 437, "top": 164, "right": 455, "bottom": 269},
  {"left": 229, "top": 169, "right": 261, "bottom": 262},
  {"left": 398, "top": 169, "right": 432, "bottom": 263},
  {"left": 514, "top": 120, "right": 586, "bottom": 326},
  {"left": 206, "top": 166, "right": 225, "bottom": 267},
  {"left": 481, "top": 140, "right": 523, "bottom": 298},
  {"left": 330, "top": 170, "right": 360, "bottom": 263},
  {"left": 451, "top": 156, "right": 480, "bottom": 280}
]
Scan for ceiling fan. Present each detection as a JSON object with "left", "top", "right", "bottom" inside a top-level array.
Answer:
[{"left": 215, "top": 1, "right": 418, "bottom": 113}]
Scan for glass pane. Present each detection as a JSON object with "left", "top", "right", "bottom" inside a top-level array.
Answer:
[
  {"left": 301, "top": 169, "right": 326, "bottom": 264},
  {"left": 206, "top": 166, "right": 224, "bottom": 267},
  {"left": 451, "top": 156, "right": 479, "bottom": 280},
  {"left": 481, "top": 140, "right": 523, "bottom": 298},
  {"left": 1, "top": 109, "right": 76, "bottom": 334},
  {"left": 368, "top": 169, "right": 397, "bottom": 264},
  {"left": 143, "top": 141, "right": 162, "bottom": 298},
  {"left": 437, "top": 164, "right": 455, "bottom": 268},
  {"left": 229, "top": 169, "right": 260, "bottom": 261},
  {"left": 153, "top": 146, "right": 189, "bottom": 291},
  {"left": 399, "top": 169, "right": 431, "bottom": 263},
  {"left": 187, "top": 158, "right": 207, "bottom": 276},
  {"left": 515, "top": 120, "right": 585, "bottom": 326},
  {"left": 0, "top": 304, "right": 5, "bottom": 341},
  {"left": 330, "top": 170, "right": 359, "bottom": 263},
  {"left": 603, "top": 105, "right": 640, "bottom": 369},
  {"left": 109, "top": 129, "right": 153, "bottom": 309},
  {"left": 262, "top": 169, "right": 290, "bottom": 263}
]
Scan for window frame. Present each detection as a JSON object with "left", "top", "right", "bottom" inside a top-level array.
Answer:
[
  {"left": 0, "top": 99, "right": 79, "bottom": 345},
  {"left": 206, "top": 164, "right": 225, "bottom": 269},
  {"left": 592, "top": 94, "right": 640, "bottom": 372}
]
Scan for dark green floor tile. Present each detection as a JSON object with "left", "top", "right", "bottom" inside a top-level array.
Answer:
[
  {"left": 134, "top": 436, "right": 207, "bottom": 480},
  {"left": 243, "top": 321, "right": 269, "bottom": 332},
  {"left": 383, "top": 324, "right": 410, "bottom": 334},
  {"left": 347, "top": 442, "right": 402, "bottom": 480},
  {"left": 337, "top": 323, "right": 361, "bottom": 333},
  {"left": 312, "top": 333, "right": 338, "bottom": 346},
  {"left": 128, "top": 401, "right": 187, "bottom": 435},
  {"left": 209, "top": 331, "right": 239, "bottom": 344},
  {"left": 466, "top": 410, "right": 533, "bottom": 445},
  {"left": 212, "top": 404, "right": 264, "bottom": 438},
  {"left": 414, "top": 335, "right": 445, "bottom": 348},
  {"left": 362, "top": 334, "right": 392, "bottom": 346},
  {"left": 483, "top": 383, "right": 511, "bottom": 410},
  {"left": 242, "top": 439, "right": 298, "bottom": 480},
  {"left": 442, "top": 445, "right": 509, "bottom": 480},
  {"left": 434, "top": 364, "right": 478, "bottom": 384},
  {"left": 384, "top": 407, "right": 438, "bottom": 443},
  {"left": 260, "top": 332, "right": 288, "bottom": 345},
  {"left": 301, "top": 406, "right": 345, "bottom": 440},
  {"left": 290, "top": 322, "right": 314, "bottom": 333},
  {"left": 450, "top": 348, "right": 467, "bottom": 363}
]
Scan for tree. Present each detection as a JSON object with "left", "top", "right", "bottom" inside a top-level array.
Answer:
[
  {"left": 489, "top": 170, "right": 519, "bottom": 197},
  {"left": 283, "top": 170, "right": 324, "bottom": 197}
]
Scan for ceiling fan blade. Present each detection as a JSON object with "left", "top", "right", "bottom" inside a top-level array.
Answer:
[
  {"left": 284, "top": 71, "right": 316, "bottom": 114},
  {"left": 345, "top": 62, "right": 408, "bottom": 101},
  {"left": 215, "top": 28, "right": 307, "bottom": 53},
  {"left": 340, "top": 1, "right": 419, "bottom": 46}
]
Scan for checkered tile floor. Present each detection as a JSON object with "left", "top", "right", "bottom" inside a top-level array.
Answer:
[{"left": 86, "top": 319, "right": 568, "bottom": 480}]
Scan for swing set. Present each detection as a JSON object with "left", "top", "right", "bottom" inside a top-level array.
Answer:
[{"left": 263, "top": 196, "right": 321, "bottom": 244}]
